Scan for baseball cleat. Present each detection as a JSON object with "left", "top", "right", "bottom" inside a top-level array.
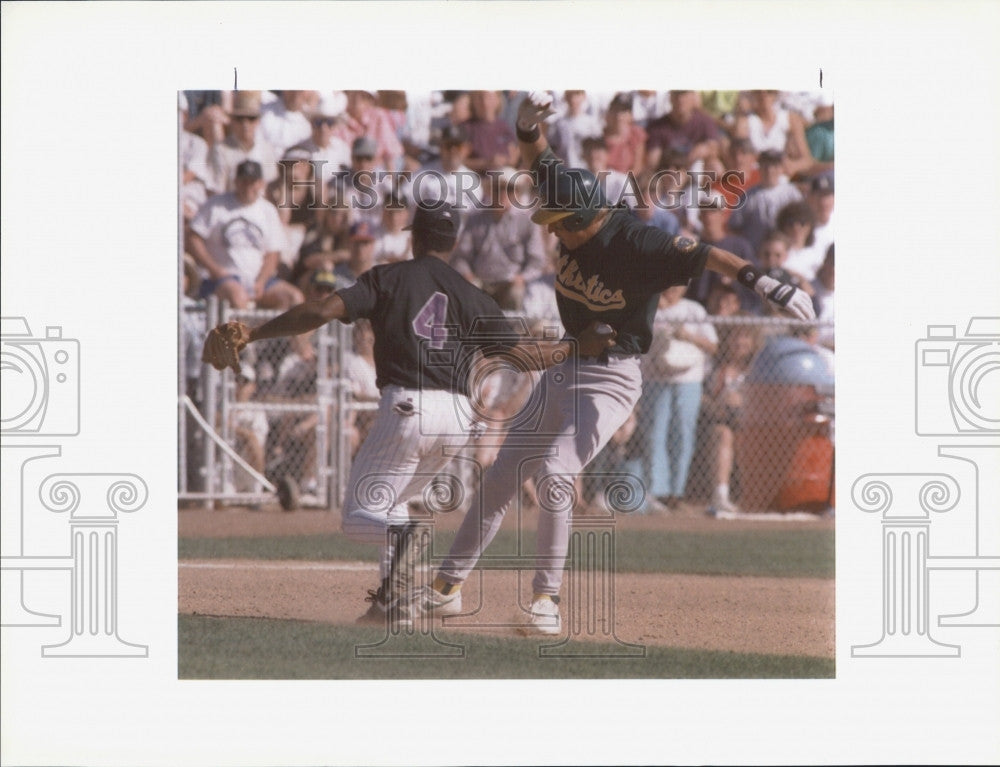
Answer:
[
  {"left": 420, "top": 585, "right": 463, "bottom": 616},
  {"left": 517, "top": 596, "right": 562, "bottom": 636},
  {"left": 356, "top": 588, "right": 414, "bottom": 629}
]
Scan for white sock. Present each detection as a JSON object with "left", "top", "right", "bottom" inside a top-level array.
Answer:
[{"left": 714, "top": 483, "right": 730, "bottom": 502}]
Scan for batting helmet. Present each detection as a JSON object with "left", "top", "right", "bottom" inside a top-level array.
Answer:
[{"left": 531, "top": 167, "right": 607, "bottom": 232}]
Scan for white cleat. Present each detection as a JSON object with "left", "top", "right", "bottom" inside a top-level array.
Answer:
[
  {"left": 420, "top": 585, "right": 463, "bottom": 616},
  {"left": 518, "top": 597, "right": 562, "bottom": 636}
]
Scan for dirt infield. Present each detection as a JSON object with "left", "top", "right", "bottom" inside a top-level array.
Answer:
[{"left": 179, "top": 506, "right": 834, "bottom": 658}]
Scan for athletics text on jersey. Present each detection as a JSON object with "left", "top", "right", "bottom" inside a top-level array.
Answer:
[
  {"left": 534, "top": 148, "right": 709, "bottom": 355},
  {"left": 553, "top": 209, "right": 709, "bottom": 354}
]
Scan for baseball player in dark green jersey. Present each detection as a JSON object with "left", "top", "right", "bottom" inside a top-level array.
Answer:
[{"left": 424, "top": 92, "right": 816, "bottom": 635}]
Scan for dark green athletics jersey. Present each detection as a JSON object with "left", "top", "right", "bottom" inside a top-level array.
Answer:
[
  {"left": 553, "top": 206, "right": 710, "bottom": 355},
  {"left": 536, "top": 148, "right": 711, "bottom": 355}
]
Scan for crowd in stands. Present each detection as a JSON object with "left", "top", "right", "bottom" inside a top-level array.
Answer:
[{"left": 180, "top": 89, "right": 834, "bottom": 514}]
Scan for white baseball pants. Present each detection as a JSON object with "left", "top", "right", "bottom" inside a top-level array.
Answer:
[{"left": 340, "top": 385, "right": 472, "bottom": 577}]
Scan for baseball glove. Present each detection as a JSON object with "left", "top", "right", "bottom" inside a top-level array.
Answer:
[{"left": 201, "top": 321, "right": 251, "bottom": 374}]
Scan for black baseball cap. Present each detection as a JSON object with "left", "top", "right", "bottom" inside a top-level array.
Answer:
[
  {"left": 404, "top": 201, "right": 459, "bottom": 237},
  {"left": 235, "top": 160, "right": 263, "bottom": 180}
]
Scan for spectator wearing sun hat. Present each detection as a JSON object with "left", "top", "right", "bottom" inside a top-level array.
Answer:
[
  {"left": 208, "top": 91, "right": 281, "bottom": 192},
  {"left": 287, "top": 92, "right": 352, "bottom": 185}
]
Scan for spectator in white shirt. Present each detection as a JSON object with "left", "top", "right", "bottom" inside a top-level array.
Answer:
[
  {"left": 547, "top": 90, "right": 603, "bottom": 169},
  {"left": 186, "top": 160, "right": 301, "bottom": 310},
  {"left": 259, "top": 90, "right": 314, "bottom": 157}
]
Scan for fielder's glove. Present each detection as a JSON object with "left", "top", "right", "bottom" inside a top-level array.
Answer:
[
  {"left": 516, "top": 91, "right": 555, "bottom": 132},
  {"left": 201, "top": 320, "right": 252, "bottom": 374},
  {"left": 737, "top": 266, "right": 816, "bottom": 321}
]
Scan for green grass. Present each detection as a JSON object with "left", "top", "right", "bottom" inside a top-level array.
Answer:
[
  {"left": 178, "top": 615, "right": 834, "bottom": 679},
  {"left": 179, "top": 528, "right": 834, "bottom": 579},
  {"left": 179, "top": 533, "right": 376, "bottom": 563}
]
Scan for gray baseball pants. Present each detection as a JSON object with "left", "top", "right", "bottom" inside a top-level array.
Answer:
[{"left": 439, "top": 355, "right": 642, "bottom": 595}]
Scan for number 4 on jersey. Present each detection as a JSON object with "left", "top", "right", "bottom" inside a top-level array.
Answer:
[{"left": 412, "top": 292, "right": 449, "bottom": 349}]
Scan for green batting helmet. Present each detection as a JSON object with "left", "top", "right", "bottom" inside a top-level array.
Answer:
[{"left": 531, "top": 167, "right": 607, "bottom": 232}]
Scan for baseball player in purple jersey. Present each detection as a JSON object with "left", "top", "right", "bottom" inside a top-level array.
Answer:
[
  {"left": 422, "top": 92, "right": 816, "bottom": 634},
  {"left": 207, "top": 200, "right": 617, "bottom": 628}
]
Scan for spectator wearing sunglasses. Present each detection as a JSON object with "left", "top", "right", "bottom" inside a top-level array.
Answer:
[
  {"left": 288, "top": 93, "right": 352, "bottom": 185},
  {"left": 208, "top": 91, "right": 281, "bottom": 192}
]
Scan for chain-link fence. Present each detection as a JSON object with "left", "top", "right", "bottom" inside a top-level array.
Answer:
[
  {"left": 179, "top": 304, "right": 833, "bottom": 516},
  {"left": 579, "top": 315, "right": 834, "bottom": 516},
  {"left": 179, "top": 297, "right": 368, "bottom": 509}
]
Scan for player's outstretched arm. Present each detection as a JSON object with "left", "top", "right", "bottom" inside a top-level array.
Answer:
[
  {"left": 515, "top": 91, "right": 557, "bottom": 170},
  {"left": 247, "top": 293, "right": 348, "bottom": 343},
  {"left": 201, "top": 294, "right": 348, "bottom": 375},
  {"left": 705, "top": 245, "right": 816, "bottom": 321}
]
